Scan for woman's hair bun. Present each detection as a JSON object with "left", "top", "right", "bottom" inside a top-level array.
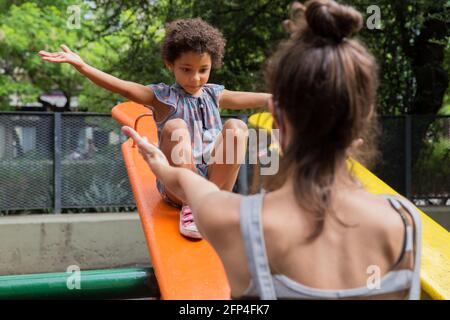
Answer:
[
  {"left": 282, "top": 2, "right": 306, "bottom": 35},
  {"left": 305, "top": 0, "right": 363, "bottom": 42}
]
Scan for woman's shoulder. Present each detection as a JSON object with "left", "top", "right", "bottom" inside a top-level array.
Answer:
[
  {"left": 361, "top": 193, "right": 419, "bottom": 228},
  {"left": 347, "top": 192, "right": 415, "bottom": 263},
  {"left": 344, "top": 192, "right": 407, "bottom": 230}
]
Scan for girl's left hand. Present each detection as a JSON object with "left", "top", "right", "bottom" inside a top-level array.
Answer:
[
  {"left": 39, "top": 44, "right": 85, "bottom": 68},
  {"left": 121, "top": 126, "right": 170, "bottom": 176}
]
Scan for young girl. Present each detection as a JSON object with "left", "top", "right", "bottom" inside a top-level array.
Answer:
[
  {"left": 39, "top": 18, "right": 271, "bottom": 239},
  {"left": 121, "top": 0, "right": 421, "bottom": 300}
]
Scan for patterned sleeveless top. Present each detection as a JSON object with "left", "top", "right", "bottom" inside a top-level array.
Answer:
[{"left": 145, "top": 82, "right": 224, "bottom": 166}]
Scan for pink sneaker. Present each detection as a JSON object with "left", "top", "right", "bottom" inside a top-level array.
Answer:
[{"left": 179, "top": 205, "right": 202, "bottom": 239}]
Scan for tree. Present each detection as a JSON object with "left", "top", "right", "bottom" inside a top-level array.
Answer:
[
  {"left": 0, "top": 0, "right": 448, "bottom": 115},
  {"left": 0, "top": 0, "right": 131, "bottom": 112},
  {"left": 350, "top": 0, "right": 449, "bottom": 116},
  {"left": 87, "top": 0, "right": 450, "bottom": 115}
]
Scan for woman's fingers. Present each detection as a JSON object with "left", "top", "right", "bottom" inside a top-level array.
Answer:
[
  {"left": 121, "top": 126, "right": 157, "bottom": 154},
  {"left": 139, "top": 140, "right": 159, "bottom": 156},
  {"left": 121, "top": 126, "right": 170, "bottom": 170},
  {"left": 121, "top": 126, "right": 143, "bottom": 143}
]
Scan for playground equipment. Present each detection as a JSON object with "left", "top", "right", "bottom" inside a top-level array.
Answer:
[{"left": 0, "top": 267, "right": 157, "bottom": 299}]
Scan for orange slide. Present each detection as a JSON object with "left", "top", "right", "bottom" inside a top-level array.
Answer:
[{"left": 112, "top": 102, "right": 230, "bottom": 299}]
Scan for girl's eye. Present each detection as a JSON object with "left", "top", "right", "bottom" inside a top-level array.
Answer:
[
  {"left": 200, "top": 69, "right": 209, "bottom": 73},
  {"left": 182, "top": 68, "right": 190, "bottom": 72}
]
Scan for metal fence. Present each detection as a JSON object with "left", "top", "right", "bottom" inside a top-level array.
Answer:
[
  {"left": 373, "top": 115, "right": 450, "bottom": 206},
  {"left": 0, "top": 112, "right": 134, "bottom": 213},
  {"left": 0, "top": 112, "right": 448, "bottom": 213}
]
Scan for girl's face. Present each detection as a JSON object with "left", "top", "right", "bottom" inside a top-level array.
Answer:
[{"left": 167, "top": 51, "right": 212, "bottom": 96}]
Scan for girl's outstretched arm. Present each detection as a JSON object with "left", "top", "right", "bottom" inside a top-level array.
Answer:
[
  {"left": 39, "top": 44, "right": 159, "bottom": 110},
  {"left": 219, "top": 90, "right": 272, "bottom": 110}
]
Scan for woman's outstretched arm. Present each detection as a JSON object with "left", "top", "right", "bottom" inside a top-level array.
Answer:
[
  {"left": 121, "top": 126, "right": 226, "bottom": 217},
  {"left": 122, "top": 125, "right": 242, "bottom": 242}
]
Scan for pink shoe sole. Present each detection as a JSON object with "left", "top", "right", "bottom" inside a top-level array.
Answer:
[{"left": 179, "top": 206, "right": 202, "bottom": 239}]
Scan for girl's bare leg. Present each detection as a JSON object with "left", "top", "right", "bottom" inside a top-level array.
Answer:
[
  {"left": 208, "top": 119, "right": 248, "bottom": 191},
  {"left": 159, "top": 119, "right": 197, "bottom": 205}
]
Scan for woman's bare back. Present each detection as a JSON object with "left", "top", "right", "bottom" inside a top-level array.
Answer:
[{"left": 219, "top": 184, "right": 412, "bottom": 298}]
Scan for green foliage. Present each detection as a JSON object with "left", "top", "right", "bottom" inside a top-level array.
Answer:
[
  {"left": 345, "top": 0, "right": 449, "bottom": 115},
  {"left": 0, "top": 159, "right": 54, "bottom": 209},
  {"left": 440, "top": 106, "right": 450, "bottom": 116},
  {"left": 413, "top": 136, "right": 450, "bottom": 196},
  {"left": 86, "top": 0, "right": 450, "bottom": 115},
  {"left": 66, "top": 177, "right": 133, "bottom": 211},
  {"left": 0, "top": 0, "right": 133, "bottom": 111},
  {"left": 0, "top": 0, "right": 448, "bottom": 115}
]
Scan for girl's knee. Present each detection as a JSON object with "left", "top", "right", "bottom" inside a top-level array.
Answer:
[
  {"left": 161, "top": 118, "right": 189, "bottom": 140},
  {"left": 223, "top": 119, "right": 248, "bottom": 137}
]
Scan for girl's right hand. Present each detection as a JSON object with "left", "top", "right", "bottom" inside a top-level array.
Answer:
[{"left": 38, "top": 44, "right": 85, "bottom": 68}]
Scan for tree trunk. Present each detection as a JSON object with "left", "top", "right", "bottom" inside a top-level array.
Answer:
[
  {"left": 409, "top": 16, "right": 448, "bottom": 155},
  {"left": 62, "top": 91, "right": 72, "bottom": 112},
  {"left": 410, "top": 17, "right": 449, "bottom": 115}
]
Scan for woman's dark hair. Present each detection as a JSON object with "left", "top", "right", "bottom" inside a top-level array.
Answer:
[
  {"left": 161, "top": 18, "right": 226, "bottom": 68},
  {"left": 265, "top": 0, "right": 380, "bottom": 240}
]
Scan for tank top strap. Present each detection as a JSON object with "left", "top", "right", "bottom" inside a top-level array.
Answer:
[
  {"left": 385, "top": 195, "right": 422, "bottom": 300},
  {"left": 387, "top": 197, "right": 414, "bottom": 253},
  {"left": 239, "top": 190, "right": 277, "bottom": 300}
]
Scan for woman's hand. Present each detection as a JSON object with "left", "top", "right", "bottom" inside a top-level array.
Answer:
[
  {"left": 121, "top": 126, "right": 170, "bottom": 177},
  {"left": 38, "top": 44, "right": 85, "bottom": 68}
]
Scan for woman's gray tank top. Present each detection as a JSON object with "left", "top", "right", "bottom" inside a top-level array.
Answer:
[{"left": 239, "top": 191, "right": 421, "bottom": 300}]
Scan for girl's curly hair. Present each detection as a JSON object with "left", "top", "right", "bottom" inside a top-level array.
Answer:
[{"left": 161, "top": 18, "right": 226, "bottom": 68}]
